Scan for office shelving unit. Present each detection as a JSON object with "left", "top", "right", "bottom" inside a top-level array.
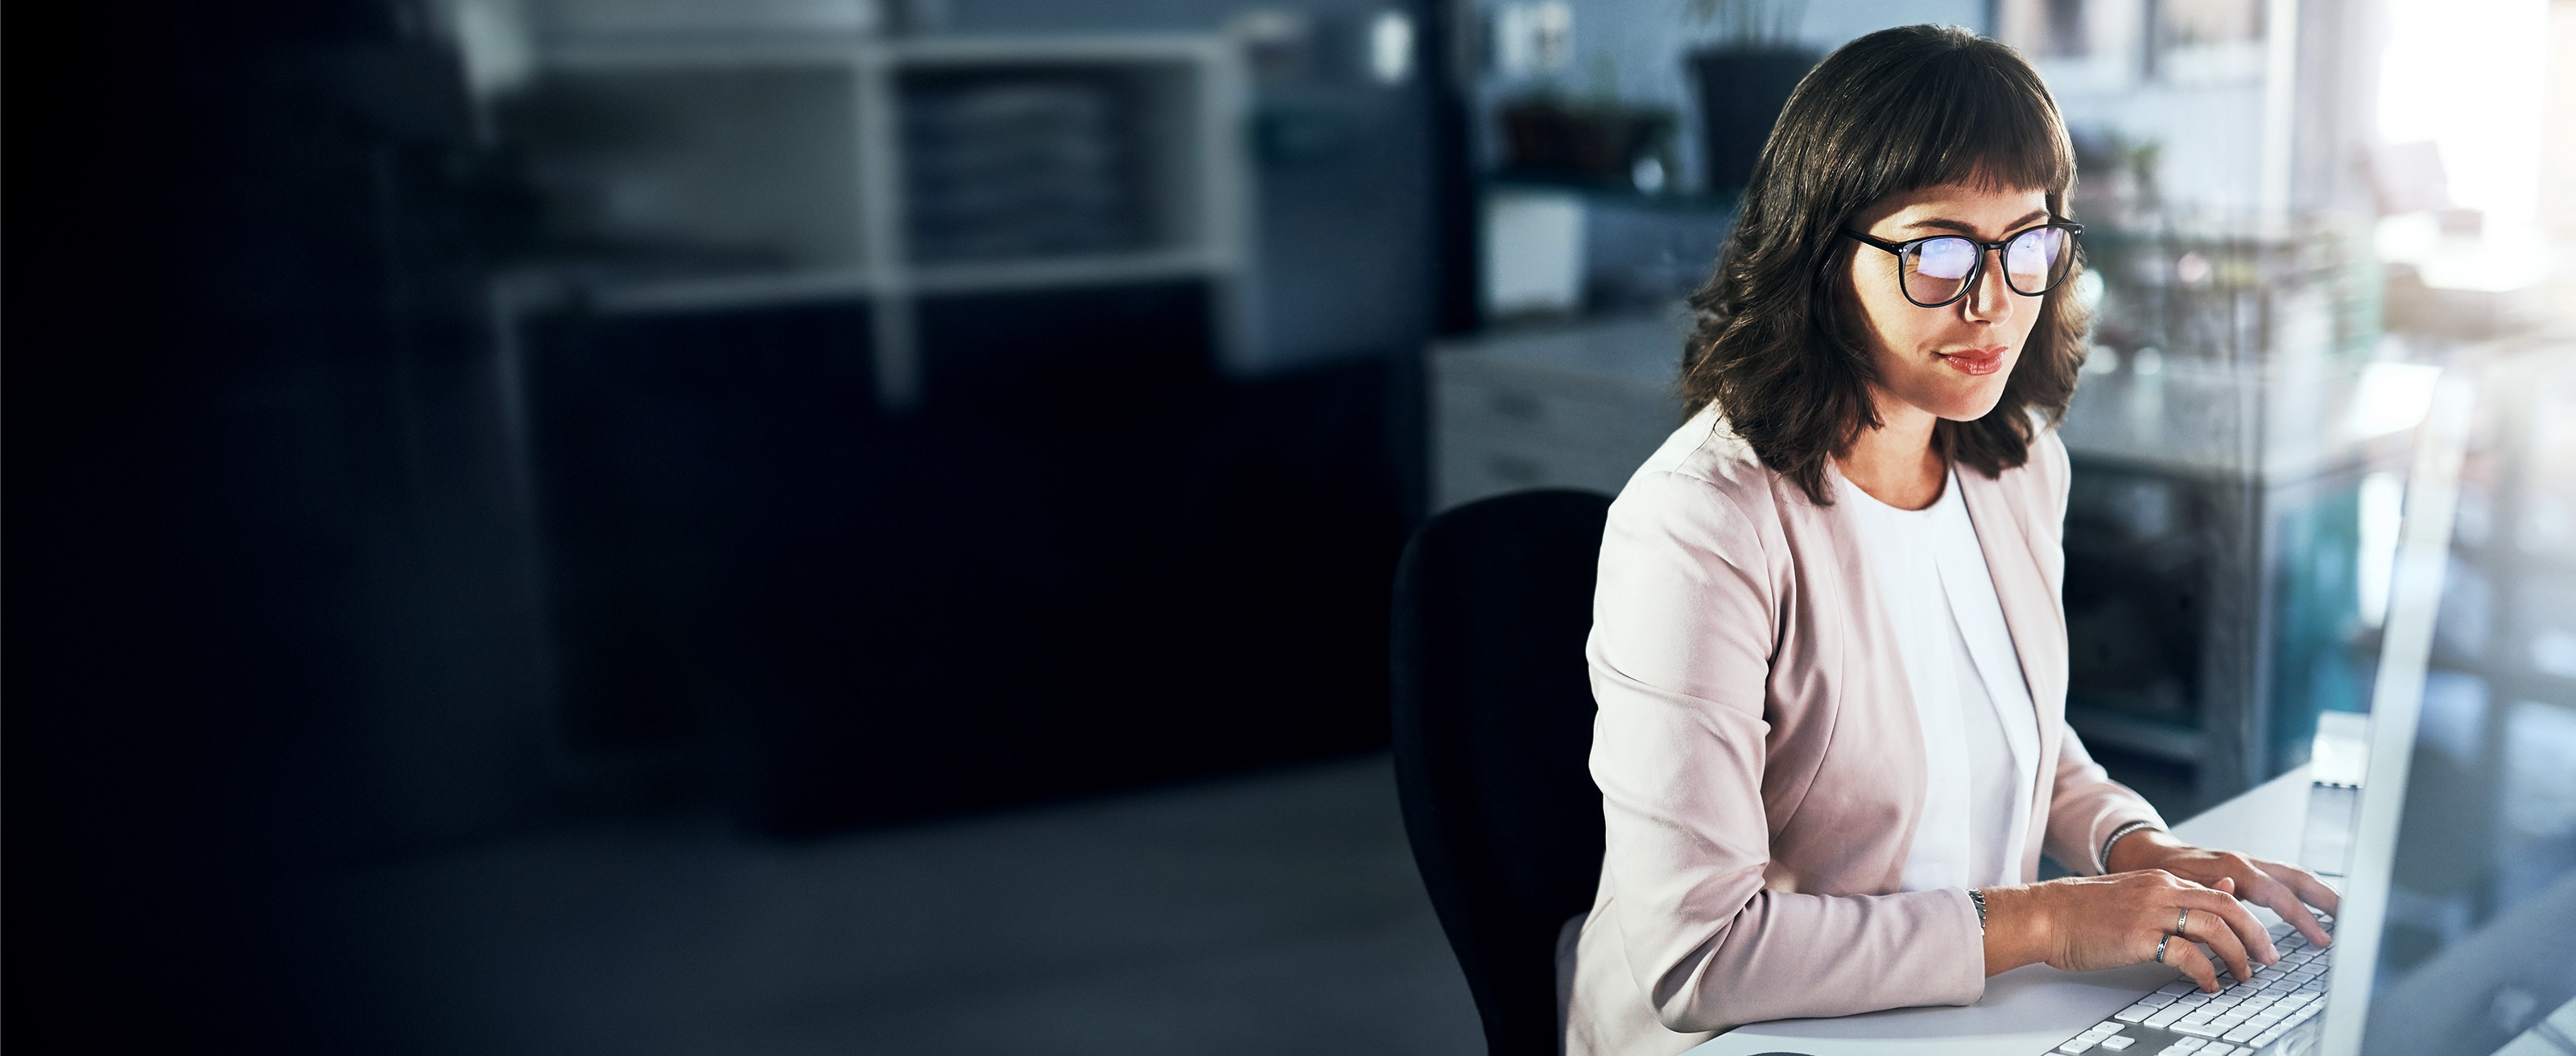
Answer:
[
  {"left": 480, "top": 29, "right": 1253, "bottom": 772},
  {"left": 491, "top": 31, "right": 1251, "bottom": 410}
]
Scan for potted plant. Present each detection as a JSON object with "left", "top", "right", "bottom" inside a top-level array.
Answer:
[
  {"left": 1496, "top": 88, "right": 1678, "bottom": 192},
  {"left": 1685, "top": 0, "right": 1818, "bottom": 196}
]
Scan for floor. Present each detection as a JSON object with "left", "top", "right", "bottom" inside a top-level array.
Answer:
[
  {"left": 284, "top": 745, "right": 2206, "bottom": 1054},
  {"left": 299, "top": 754, "right": 1484, "bottom": 1056}
]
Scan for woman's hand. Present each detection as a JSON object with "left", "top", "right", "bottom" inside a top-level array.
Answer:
[
  {"left": 1979, "top": 871, "right": 2279, "bottom": 992},
  {"left": 2106, "top": 829, "right": 2341, "bottom": 947}
]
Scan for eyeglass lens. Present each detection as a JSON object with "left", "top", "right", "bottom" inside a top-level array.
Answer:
[{"left": 1901, "top": 227, "right": 2072, "bottom": 304}]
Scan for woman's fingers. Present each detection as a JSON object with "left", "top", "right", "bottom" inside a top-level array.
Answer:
[
  {"left": 2161, "top": 932, "right": 2223, "bottom": 992},
  {"left": 2244, "top": 864, "right": 2334, "bottom": 947},
  {"left": 2266, "top": 860, "right": 2343, "bottom": 936},
  {"left": 2180, "top": 903, "right": 2256, "bottom": 984},
  {"left": 2181, "top": 883, "right": 2278, "bottom": 965}
]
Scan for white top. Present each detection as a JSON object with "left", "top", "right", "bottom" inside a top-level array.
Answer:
[{"left": 1841, "top": 468, "right": 2042, "bottom": 890}]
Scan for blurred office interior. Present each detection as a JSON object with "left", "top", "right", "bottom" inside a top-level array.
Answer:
[{"left": 7, "top": 0, "right": 2573, "bottom": 1051}]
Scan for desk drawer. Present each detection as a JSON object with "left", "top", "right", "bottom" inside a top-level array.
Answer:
[
  {"left": 1435, "top": 374, "right": 1675, "bottom": 462},
  {"left": 1435, "top": 425, "right": 1646, "bottom": 510}
]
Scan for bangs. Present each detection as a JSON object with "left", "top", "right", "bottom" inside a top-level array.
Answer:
[{"left": 1781, "top": 30, "right": 2075, "bottom": 208}]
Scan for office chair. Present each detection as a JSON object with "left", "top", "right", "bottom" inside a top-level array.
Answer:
[{"left": 1390, "top": 489, "right": 1612, "bottom": 1056}]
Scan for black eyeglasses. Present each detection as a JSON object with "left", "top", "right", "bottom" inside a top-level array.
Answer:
[{"left": 1839, "top": 221, "right": 2084, "bottom": 308}]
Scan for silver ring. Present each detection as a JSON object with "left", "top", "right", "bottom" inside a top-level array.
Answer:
[
  {"left": 2177, "top": 908, "right": 2191, "bottom": 935},
  {"left": 2155, "top": 934, "right": 2173, "bottom": 964}
]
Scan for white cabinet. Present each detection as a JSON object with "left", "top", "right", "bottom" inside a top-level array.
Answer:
[
  {"left": 493, "top": 31, "right": 1250, "bottom": 409},
  {"left": 1428, "top": 311, "right": 1690, "bottom": 511}
]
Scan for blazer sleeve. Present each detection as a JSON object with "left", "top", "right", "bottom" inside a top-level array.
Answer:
[
  {"left": 2029, "top": 429, "right": 2168, "bottom": 873},
  {"left": 1587, "top": 469, "right": 1986, "bottom": 1033}
]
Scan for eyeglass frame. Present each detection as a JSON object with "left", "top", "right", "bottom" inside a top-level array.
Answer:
[{"left": 1838, "top": 221, "right": 2086, "bottom": 308}]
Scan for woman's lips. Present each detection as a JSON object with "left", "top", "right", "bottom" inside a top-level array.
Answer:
[{"left": 1937, "top": 346, "right": 2008, "bottom": 376}]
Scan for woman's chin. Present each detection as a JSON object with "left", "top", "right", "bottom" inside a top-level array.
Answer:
[
  {"left": 1928, "top": 382, "right": 2011, "bottom": 423},
  {"left": 1947, "top": 391, "right": 2009, "bottom": 419}
]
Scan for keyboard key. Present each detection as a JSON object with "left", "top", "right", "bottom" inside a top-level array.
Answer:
[
  {"left": 2250, "top": 999, "right": 2326, "bottom": 1047},
  {"left": 2174, "top": 1019, "right": 2227, "bottom": 1037},
  {"left": 2167, "top": 1039, "right": 2208, "bottom": 1054},
  {"left": 2145, "top": 1006, "right": 2191, "bottom": 1029},
  {"left": 2101, "top": 1037, "right": 2137, "bottom": 1050},
  {"left": 2058, "top": 1040, "right": 2096, "bottom": 1054},
  {"left": 2112, "top": 1002, "right": 2158, "bottom": 1023}
]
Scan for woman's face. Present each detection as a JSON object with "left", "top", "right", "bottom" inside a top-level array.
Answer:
[{"left": 1843, "top": 182, "right": 2054, "bottom": 423}]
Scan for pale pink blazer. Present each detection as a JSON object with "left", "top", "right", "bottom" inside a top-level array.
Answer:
[{"left": 1565, "top": 406, "right": 2164, "bottom": 1055}]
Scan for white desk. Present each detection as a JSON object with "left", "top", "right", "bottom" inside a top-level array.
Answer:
[{"left": 1688, "top": 767, "right": 2323, "bottom": 1056}]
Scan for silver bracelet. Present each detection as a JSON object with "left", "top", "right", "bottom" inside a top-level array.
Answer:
[
  {"left": 1967, "top": 888, "right": 1989, "bottom": 934},
  {"left": 2101, "top": 820, "right": 2161, "bottom": 872}
]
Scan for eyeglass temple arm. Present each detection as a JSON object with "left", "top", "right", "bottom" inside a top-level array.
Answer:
[{"left": 1839, "top": 229, "right": 1912, "bottom": 254}]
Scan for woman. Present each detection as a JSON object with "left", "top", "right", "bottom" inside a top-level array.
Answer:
[{"left": 1565, "top": 25, "right": 2340, "bottom": 1054}]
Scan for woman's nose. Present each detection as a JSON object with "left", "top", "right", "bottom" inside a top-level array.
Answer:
[{"left": 1962, "top": 248, "right": 2015, "bottom": 324}]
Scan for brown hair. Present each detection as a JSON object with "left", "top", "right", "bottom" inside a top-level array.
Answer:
[{"left": 1680, "top": 23, "right": 2088, "bottom": 505}]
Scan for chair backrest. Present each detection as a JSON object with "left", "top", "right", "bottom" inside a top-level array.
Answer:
[{"left": 1390, "top": 489, "right": 1612, "bottom": 1056}]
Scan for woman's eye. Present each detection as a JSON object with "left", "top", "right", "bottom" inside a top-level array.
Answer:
[
  {"left": 1913, "top": 238, "right": 1978, "bottom": 280},
  {"left": 2007, "top": 230, "right": 2058, "bottom": 276}
]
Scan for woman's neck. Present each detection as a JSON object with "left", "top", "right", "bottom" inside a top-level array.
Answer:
[{"left": 1835, "top": 394, "right": 1946, "bottom": 510}]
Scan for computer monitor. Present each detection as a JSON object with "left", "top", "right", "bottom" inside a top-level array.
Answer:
[{"left": 2319, "top": 357, "right": 2576, "bottom": 1056}]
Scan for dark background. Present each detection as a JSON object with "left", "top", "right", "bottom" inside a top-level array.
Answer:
[{"left": 7, "top": 0, "right": 1470, "bottom": 1049}]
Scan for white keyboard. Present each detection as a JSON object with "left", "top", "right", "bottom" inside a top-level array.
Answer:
[{"left": 2048, "top": 916, "right": 2335, "bottom": 1056}]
